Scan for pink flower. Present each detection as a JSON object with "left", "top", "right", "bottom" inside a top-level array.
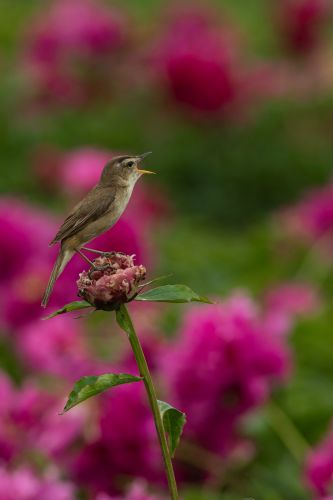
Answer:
[
  {"left": 305, "top": 422, "right": 333, "bottom": 496},
  {"left": 1, "top": 253, "right": 83, "bottom": 328},
  {"left": 0, "top": 198, "right": 55, "bottom": 284},
  {"left": 263, "top": 282, "right": 320, "bottom": 336},
  {"left": 0, "top": 372, "right": 84, "bottom": 464},
  {"left": 0, "top": 467, "right": 75, "bottom": 500},
  {"left": 77, "top": 253, "right": 146, "bottom": 310},
  {"left": 162, "top": 293, "right": 289, "bottom": 455},
  {"left": 17, "top": 316, "right": 92, "bottom": 379},
  {"left": 281, "top": 181, "right": 333, "bottom": 254},
  {"left": 107, "top": 480, "right": 163, "bottom": 500},
  {"left": 71, "top": 384, "right": 162, "bottom": 495},
  {"left": 277, "top": 0, "right": 330, "bottom": 55},
  {"left": 153, "top": 8, "right": 240, "bottom": 114},
  {"left": 61, "top": 148, "right": 111, "bottom": 196},
  {"left": 24, "top": 0, "right": 126, "bottom": 105}
]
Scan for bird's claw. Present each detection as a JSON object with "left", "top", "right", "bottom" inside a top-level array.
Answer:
[{"left": 88, "top": 264, "right": 113, "bottom": 278}]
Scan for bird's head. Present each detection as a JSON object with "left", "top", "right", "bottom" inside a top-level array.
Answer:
[{"left": 100, "top": 152, "right": 154, "bottom": 186}]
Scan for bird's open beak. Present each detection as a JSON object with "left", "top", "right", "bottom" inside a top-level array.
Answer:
[
  {"left": 137, "top": 169, "right": 155, "bottom": 175},
  {"left": 137, "top": 151, "right": 155, "bottom": 174}
]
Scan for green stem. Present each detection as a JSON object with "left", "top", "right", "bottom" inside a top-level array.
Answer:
[
  {"left": 116, "top": 304, "right": 179, "bottom": 500},
  {"left": 266, "top": 400, "right": 309, "bottom": 463}
]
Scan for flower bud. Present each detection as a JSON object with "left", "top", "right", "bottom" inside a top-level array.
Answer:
[{"left": 77, "top": 253, "right": 146, "bottom": 310}]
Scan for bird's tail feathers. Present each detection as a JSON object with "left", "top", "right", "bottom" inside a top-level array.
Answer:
[{"left": 41, "top": 249, "right": 74, "bottom": 308}]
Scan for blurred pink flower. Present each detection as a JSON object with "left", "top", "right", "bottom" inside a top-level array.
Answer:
[
  {"left": 263, "top": 281, "right": 320, "bottom": 336},
  {"left": 153, "top": 8, "right": 240, "bottom": 114},
  {"left": 71, "top": 384, "right": 162, "bottom": 496},
  {"left": 162, "top": 293, "right": 289, "bottom": 455},
  {"left": 0, "top": 372, "right": 85, "bottom": 464},
  {"left": 17, "top": 316, "right": 93, "bottom": 379},
  {"left": 0, "top": 198, "right": 55, "bottom": 284},
  {"left": 107, "top": 480, "right": 162, "bottom": 500},
  {"left": 281, "top": 181, "right": 333, "bottom": 253},
  {"left": 24, "top": 0, "right": 127, "bottom": 105},
  {"left": 61, "top": 148, "right": 111, "bottom": 196},
  {"left": 1, "top": 253, "right": 83, "bottom": 329},
  {"left": 0, "top": 466, "right": 75, "bottom": 500},
  {"left": 305, "top": 422, "right": 333, "bottom": 497},
  {"left": 277, "top": 0, "right": 330, "bottom": 55}
]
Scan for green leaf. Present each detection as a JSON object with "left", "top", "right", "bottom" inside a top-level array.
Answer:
[
  {"left": 43, "top": 300, "right": 92, "bottom": 320},
  {"left": 158, "top": 400, "right": 186, "bottom": 457},
  {"left": 62, "top": 373, "right": 142, "bottom": 413},
  {"left": 136, "top": 284, "right": 212, "bottom": 304}
]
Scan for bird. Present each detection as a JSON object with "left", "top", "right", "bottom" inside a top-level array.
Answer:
[{"left": 41, "top": 152, "right": 154, "bottom": 308}]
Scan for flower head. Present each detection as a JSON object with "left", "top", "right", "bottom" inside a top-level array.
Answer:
[
  {"left": 153, "top": 8, "right": 240, "bottom": 114},
  {"left": 17, "top": 316, "right": 92, "bottom": 380},
  {"left": 162, "top": 293, "right": 289, "bottom": 454},
  {"left": 24, "top": 0, "right": 126, "bottom": 105},
  {"left": 77, "top": 253, "right": 146, "bottom": 310},
  {"left": 305, "top": 422, "right": 333, "bottom": 496},
  {"left": 280, "top": 180, "right": 333, "bottom": 258},
  {"left": 71, "top": 384, "right": 161, "bottom": 495},
  {"left": 0, "top": 466, "right": 75, "bottom": 500},
  {"left": 277, "top": 0, "right": 330, "bottom": 55}
]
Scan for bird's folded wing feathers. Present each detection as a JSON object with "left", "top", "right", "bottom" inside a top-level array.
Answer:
[{"left": 50, "top": 188, "right": 115, "bottom": 244}]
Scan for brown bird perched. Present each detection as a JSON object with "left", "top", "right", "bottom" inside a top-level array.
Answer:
[{"left": 41, "top": 152, "right": 154, "bottom": 308}]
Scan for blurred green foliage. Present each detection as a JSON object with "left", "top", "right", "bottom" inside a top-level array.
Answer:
[{"left": 2, "top": 1, "right": 333, "bottom": 498}]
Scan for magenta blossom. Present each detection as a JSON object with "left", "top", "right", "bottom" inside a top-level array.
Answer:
[
  {"left": 71, "top": 384, "right": 162, "bottom": 495},
  {"left": 281, "top": 181, "right": 333, "bottom": 253},
  {"left": 24, "top": 0, "right": 126, "bottom": 105},
  {"left": 0, "top": 372, "right": 85, "bottom": 464},
  {"left": 162, "top": 293, "right": 289, "bottom": 455},
  {"left": 0, "top": 467, "right": 75, "bottom": 500},
  {"left": 277, "top": 0, "right": 330, "bottom": 55},
  {"left": 77, "top": 253, "right": 146, "bottom": 310},
  {"left": 263, "top": 281, "right": 320, "bottom": 336},
  {"left": 153, "top": 8, "right": 240, "bottom": 114},
  {"left": 61, "top": 148, "right": 111, "bottom": 196},
  {"left": 305, "top": 422, "right": 333, "bottom": 497},
  {"left": 107, "top": 480, "right": 163, "bottom": 500},
  {"left": 0, "top": 198, "right": 55, "bottom": 284},
  {"left": 17, "top": 316, "right": 93, "bottom": 380}
]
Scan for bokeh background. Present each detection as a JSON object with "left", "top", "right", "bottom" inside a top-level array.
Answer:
[{"left": 1, "top": 0, "right": 333, "bottom": 498}]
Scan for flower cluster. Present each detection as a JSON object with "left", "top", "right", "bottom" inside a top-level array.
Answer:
[
  {"left": 71, "top": 384, "right": 162, "bottom": 496},
  {"left": 77, "top": 254, "right": 146, "bottom": 310},
  {"left": 305, "top": 421, "right": 333, "bottom": 497},
  {"left": 153, "top": 9, "right": 240, "bottom": 114},
  {"left": 280, "top": 180, "right": 333, "bottom": 260},
  {"left": 277, "top": 0, "right": 330, "bottom": 55},
  {"left": 24, "top": 0, "right": 126, "bottom": 105},
  {"left": 162, "top": 293, "right": 290, "bottom": 457}
]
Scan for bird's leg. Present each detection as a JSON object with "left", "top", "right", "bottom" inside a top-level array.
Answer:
[
  {"left": 76, "top": 249, "right": 114, "bottom": 277},
  {"left": 75, "top": 249, "right": 95, "bottom": 267},
  {"left": 81, "top": 247, "right": 111, "bottom": 255},
  {"left": 81, "top": 247, "right": 125, "bottom": 256}
]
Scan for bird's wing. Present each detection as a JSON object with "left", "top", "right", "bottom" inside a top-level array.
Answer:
[{"left": 50, "top": 187, "right": 115, "bottom": 244}]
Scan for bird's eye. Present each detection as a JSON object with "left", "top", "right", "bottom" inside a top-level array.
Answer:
[{"left": 126, "top": 161, "right": 134, "bottom": 168}]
